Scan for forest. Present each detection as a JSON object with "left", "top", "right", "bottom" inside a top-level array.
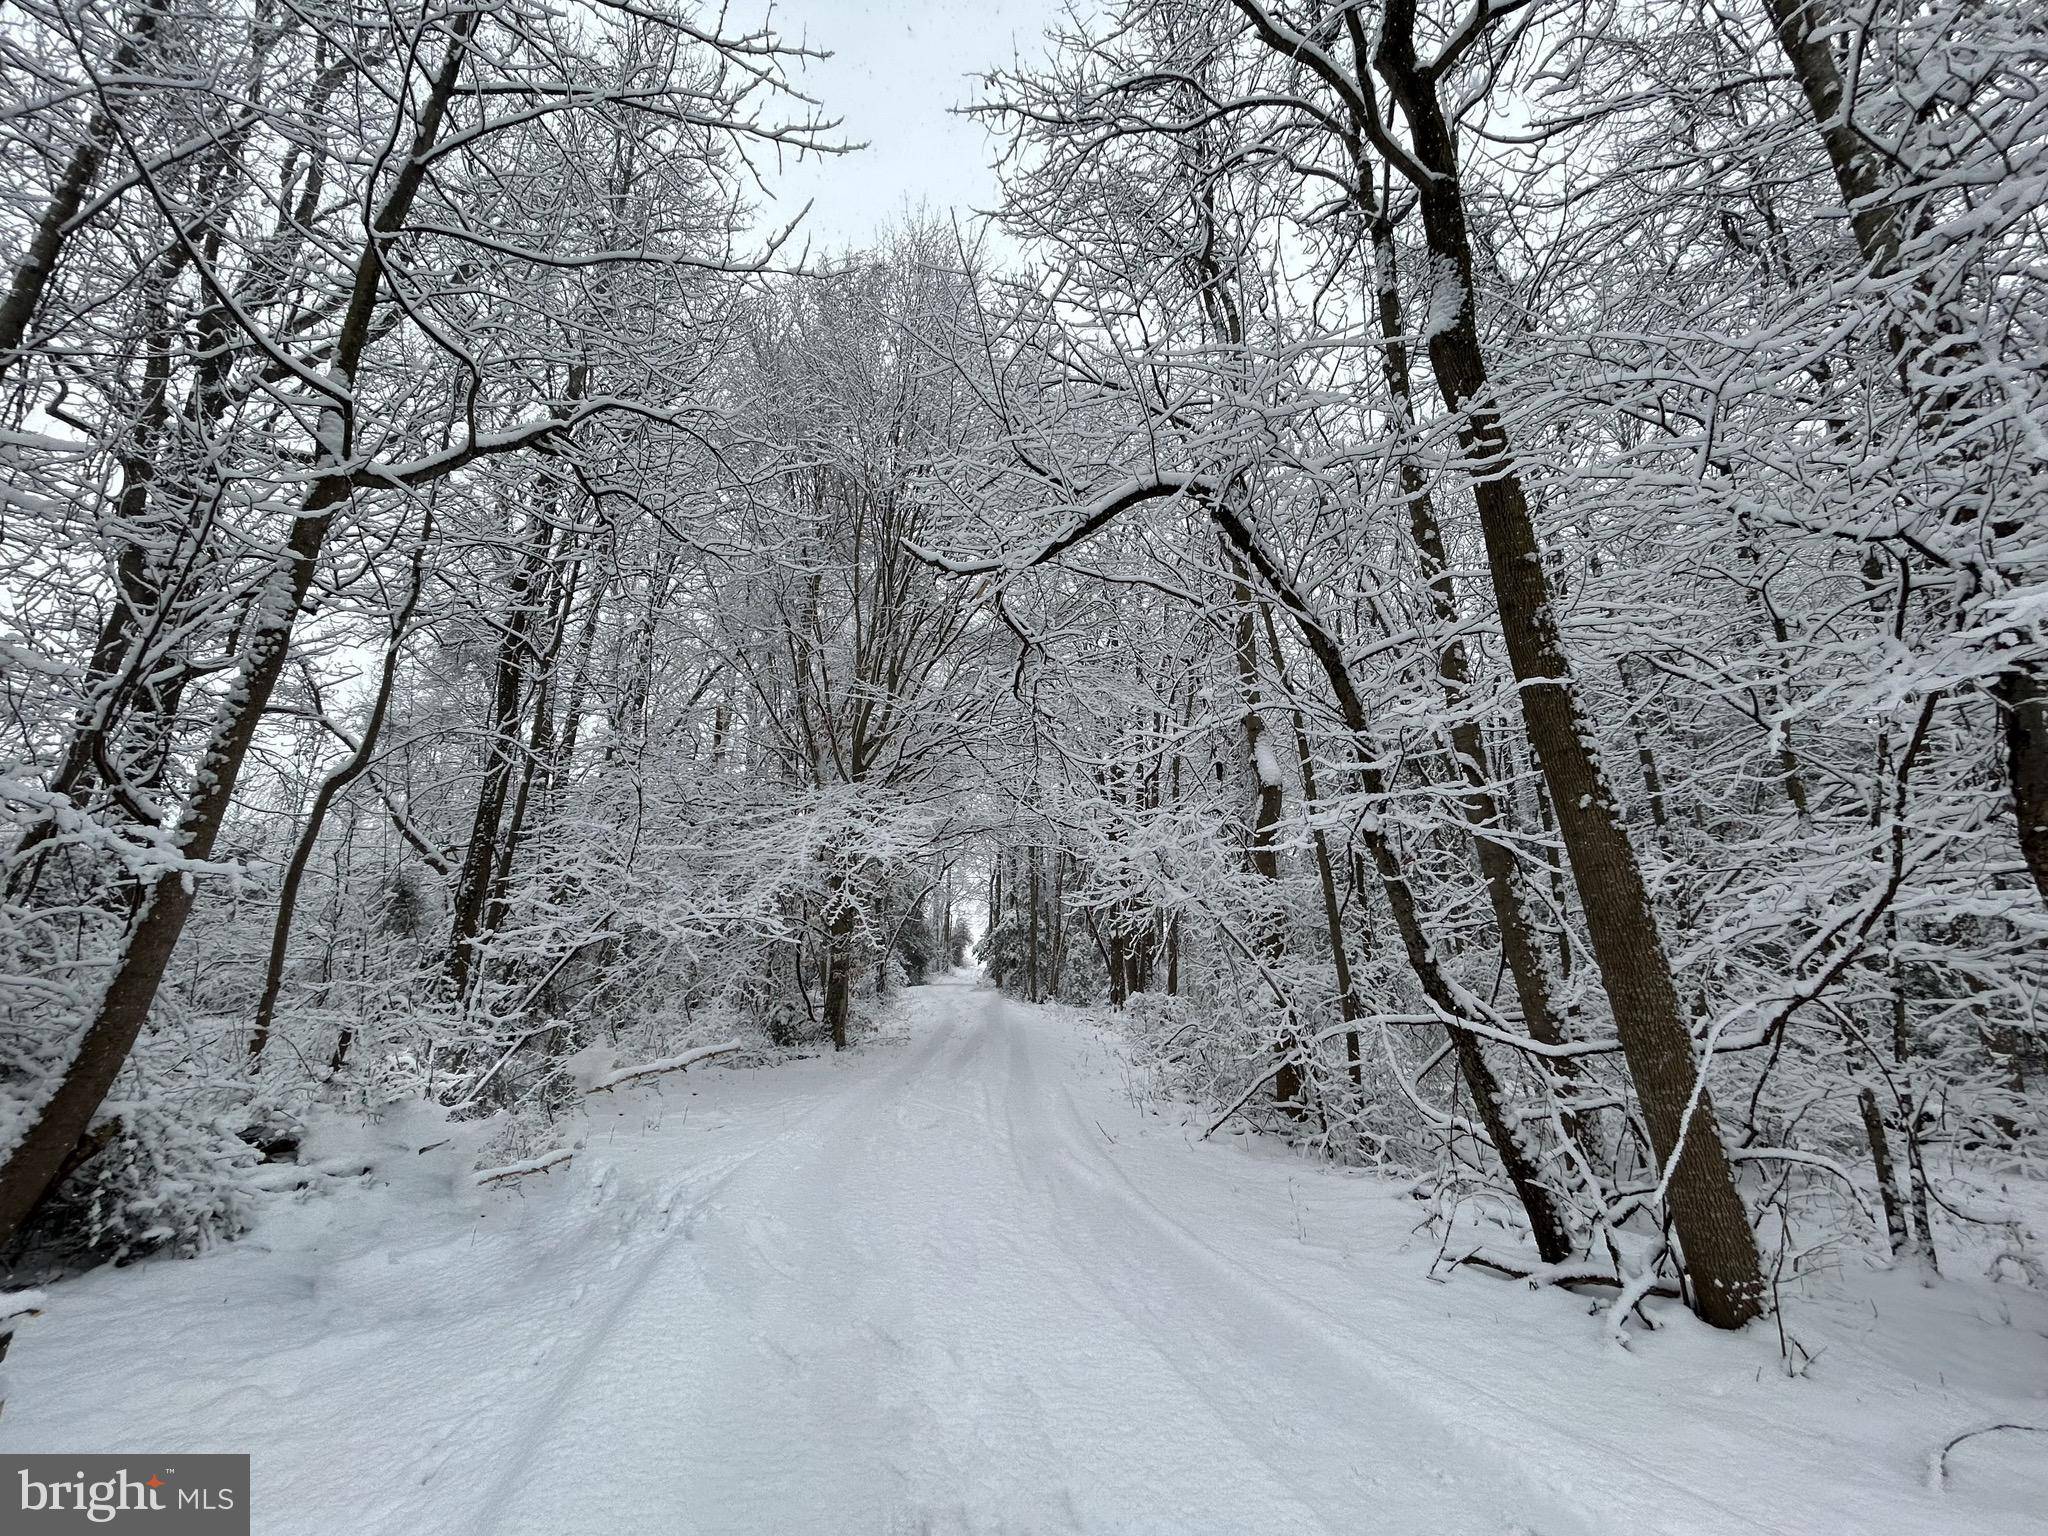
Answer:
[{"left": 0, "top": 0, "right": 2045, "bottom": 1510}]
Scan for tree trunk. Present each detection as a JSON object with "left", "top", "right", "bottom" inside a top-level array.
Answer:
[
  {"left": 9, "top": 254, "right": 185, "bottom": 890},
  {"left": 0, "top": 13, "right": 480, "bottom": 1251},
  {"left": 1764, "top": 0, "right": 2044, "bottom": 907},
  {"left": 1373, "top": 6, "right": 1764, "bottom": 1326},
  {"left": 1855, "top": 1080, "right": 1912, "bottom": 1262},
  {"left": 823, "top": 873, "right": 857, "bottom": 1051},
  {"left": 2001, "top": 667, "right": 2048, "bottom": 906},
  {"left": 1049, "top": 851, "right": 1065, "bottom": 998},
  {"left": 1618, "top": 658, "right": 1671, "bottom": 835},
  {"left": 448, "top": 509, "right": 555, "bottom": 996},
  {"left": 1228, "top": 568, "right": 1303, "bottom": 1118},
  {"left": 0, "top": 1, "right": 167, "bottom": 380},
  {"left": 0, "top": 481, "right": 346, "bottom": 1243},
  {"left": 1262, "top": 609, "right": 1362, "bottom": 1085},
  {"left": 1202, "top": 503, "right": 1574, "bottom": 1263},
  {"left": 1351, "top": 138, "right": 1583, "bottom": 1114},
  {"left": 250, "top": 516, "right": 430, "bottom": 1062},
  {"left": 1027, "top": 844, "right": 1041, "bottom": 1003},
  {"left": 484, "top": 547, "right": 584, "bottom": 943}
]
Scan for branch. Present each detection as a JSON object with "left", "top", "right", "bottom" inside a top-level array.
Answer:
[
  {"left": 905, "top": 473, "right": 1214, "bottom": 578},
  {"left": 581, "top": 1039, "right": 743, "bottom": 1095},
  {"left": 474, "top": 1148, "right": 575, "bottom": 1185}
]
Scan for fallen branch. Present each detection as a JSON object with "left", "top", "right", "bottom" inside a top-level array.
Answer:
[
  {"left": 582, "top": 1039, "right": 743, "bottom": 1096},
  {"left": 1447, "top": 1244, "right": 1684, "bottom": 1301},
  {"left": 1202, "top": 1057, "right": 1290, "bottom": 1139},
  {"left": 474, "top": 1148, "right": 576, "bottom": 1186},
  {"left": 1929, "top": 1423, "right": 2048, "bottom": 1490},
  {"left": 1726, "top": 1145, "right": 1881, "bottom": 1230},
  {"left": 0, "top": 1289, "right": 46, "bottom": 1339}
]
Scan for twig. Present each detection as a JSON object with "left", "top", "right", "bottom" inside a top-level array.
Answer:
[
  {"left": 1930, "top": 1424, "right": 2048, "bottom": 1490},
  {"left": 1202, "top": 1057, "right": 1288, "bottom": 1139}
]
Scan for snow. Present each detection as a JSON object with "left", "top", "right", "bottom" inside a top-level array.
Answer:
[
  {"left": 1252, "top": 733, "right": 1284, "bottom": 790},
  {"left": 2, "top": 974, "right": 2044, "bottom": 1534}
]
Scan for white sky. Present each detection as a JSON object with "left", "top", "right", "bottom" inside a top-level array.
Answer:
[{"left": 756, "top": 0, "right": 1071, "bottom": 254}]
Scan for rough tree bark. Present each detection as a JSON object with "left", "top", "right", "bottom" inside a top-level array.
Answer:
[
  {"left": 1347, "top": 153, "right": 1586, "bottom": 1133},
  {"left": 1365, "top": 0, "right": 1765, "bottom": 1326}
]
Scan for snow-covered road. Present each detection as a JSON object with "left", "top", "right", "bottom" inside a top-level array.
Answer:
[
  {"left": 476, "top": 976, "right": 1580, "bottom": 1535},
  {"left": 6, "top": 975, "right": 2044, "bottom": 1534}
]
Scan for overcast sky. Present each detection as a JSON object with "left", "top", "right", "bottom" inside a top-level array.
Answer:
[{"left": 758, "top": 0, "right": 1070, "bottom": 253}]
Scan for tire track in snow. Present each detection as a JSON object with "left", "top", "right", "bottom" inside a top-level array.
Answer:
[
  {"left": 1010, "top": 1020, "right": 1766, "bottom": 1535},
  {"left": 991, "top": 1002, "right": 1603, "bottom": 1536},
  {"left": 458, "top": 981, "right": 1786, "bottom": 1534},
  {"left": 452, "top": 1019, "right": 964, "bottom": 1535}
]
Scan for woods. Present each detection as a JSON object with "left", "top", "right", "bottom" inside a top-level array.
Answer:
[{"left": 2, "top": 0, "right": 2043, "bottom": 1342}]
